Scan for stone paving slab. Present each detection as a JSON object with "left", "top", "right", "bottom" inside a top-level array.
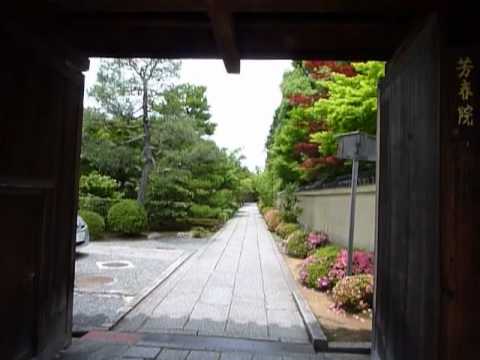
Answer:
[
  {"left": 59, "top": 335, "right": 370, "bottom": 360},
  {"left": 116, "top": 205, "right": 310, "bottom": 343}
]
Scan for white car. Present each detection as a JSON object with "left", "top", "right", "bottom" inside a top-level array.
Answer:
[{"left": 76, "top": 215, "right": 90, "bottom": 247}]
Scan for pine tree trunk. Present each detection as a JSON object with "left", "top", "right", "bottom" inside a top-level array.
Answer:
[{"left": 137, "top": 80, "right": 153, "bottom": 205}]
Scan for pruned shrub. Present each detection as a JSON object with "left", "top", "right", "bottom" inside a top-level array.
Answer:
[
  {"left": 189, "top": 204, "right": 221, "bottom": 219},
  {"left": 264, "top": 209, "right": 282, "bottom": 231},
  {"left": 79, "top": 195, "right": 120, "bottom": 218},
  {"left": 276, "top": 223, "right": 300, "bottom": 239},
  {"left": 299, "top": 245, "right": 340, "bottom": 289},
  {"left": 327, "top": 249, "right": 374, "bottom": 288},
  {"left": 107, "top": 200, "right": 147, "bottom": 235},
  {"left": 79, "top": 210, "right": 105, "bottom": 240},
  {"left": 332, "top": 274, "right": 374, "bottom": 313},
  {"left": 306, "top": 231, "right": 329, "bottom": 250},
  {"left": 286, "top": 230, "right": 309, "bottom": 258},
  {"left": 79, "top": 171, "right": 122, "bottom": 199},
  {"left": 259, "top": 205, "right": 272, "bottom": 215}
]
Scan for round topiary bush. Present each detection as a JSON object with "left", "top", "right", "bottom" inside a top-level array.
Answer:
[
  {"left": 79, "top": 210, "right": 105, "bottom": 240},
  {"left": 286, "top": 230, "right": 309, "bottom": 258},
  {"left": 299, "top": 245, "right": 340, "bottom": 289},
  {"left": 276, "top": 223, "right": 300, "bottom": 239},
  {"left": 332, "top": 274, "right": 374, "bottom": 313},
  {"left": 264, "top": 209, "right": 282, "bottom": 231},
  {"left": 107, "top": 200, "right": 147, "bottom": 235}
]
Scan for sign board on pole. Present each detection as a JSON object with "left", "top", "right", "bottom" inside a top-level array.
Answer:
[{"left": 335, "top": 131, "right": 376, "bottom": 275}]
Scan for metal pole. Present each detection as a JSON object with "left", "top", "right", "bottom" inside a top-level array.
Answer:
[{"left": 347, "top": 158, "right": 359, "bottom": 276}]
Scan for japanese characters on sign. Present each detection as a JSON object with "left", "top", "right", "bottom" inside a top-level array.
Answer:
[{"left": 457, "top": 57, "right": 475, "bottom": 127}]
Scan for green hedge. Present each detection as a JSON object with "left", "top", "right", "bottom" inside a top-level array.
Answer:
[
  {"left": 286, "top": 230, "right": 309, "bottom": 258},
  {"left": 107, "top": 200, "right": 147, "bottom": 235},
  {"left": 78, "top": 210, "right": 105, "bottom": 240},
  {"left": 79, "top": 196, "right": 120, "bottom": 218},
  {"left": 276, "top": 223, "right": 300, "bottom": 239},
  {"left": 189, "top": 204, "right": 221, "bottom": 219}
]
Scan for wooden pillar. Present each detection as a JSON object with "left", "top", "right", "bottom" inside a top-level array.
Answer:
[
  {"left": 0, "top": 29, "right": 88, "bottom": 360},
  {"left": 374, "top": 14, "right": 480, "bottom": 360}
]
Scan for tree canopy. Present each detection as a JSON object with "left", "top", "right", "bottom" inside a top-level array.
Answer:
[
  {"left": 80, "top": 59, "right": 254, "bottom": 230},
  {"left": 256, "top": 60, "right": 384, "bottom": 206}
]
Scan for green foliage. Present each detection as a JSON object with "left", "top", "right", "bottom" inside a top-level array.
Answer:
[
  {"left": 191, "top": 227, "right": 211, "bottom": 238},
  {"left": 314, "top": 244, "right": 341, "bottom": 261},
  {"left": 310, "top": 62, "right": 385, "bottom": 149},
  {"left": 303, "top": 245, "right": 340, "bottom": 288},
  {"left": 281, "top": 67, "right": 316, "bottom": 98},
  {"left": 278, "top": 183, "right": 301, "bottom": 223},
  {"left": 89, "top": 59, "right": 180, "bottom": 120},
  {"left": 107, "top": 200, "right": 147, "bottom": 235},
  {"left": 264, "top": 209, "right": 282, "bottom": 231},
  {"left": 81, "top": 108, "right": 141, "bottom": 197},
  {"left": 156, "top": 84, "right": 216, "bottom": 135},
  {"left": 275, "top": 223, "right": 300, "bottom": 239},
  {"left": 189, "top": 204, "right": 220, "bottom": 219},
  {"left": 79, "top": 210, "right": 105, "bottom": 240},
  {"left": 332, "top": 274, "right": 374, "bottom": 313},
  {"left": 79, "top": 172, "right": 122, "bottom": 199},
  {"left": 286, "top": 230, "right": 309, "bottom": 258},
  {"left": 79, "top": 196, "right": 121, "bottom": 218},
  {"left": 264, "top": 60, "right": 384, "bottom": 190},
  {"left": 253, "top": 169, "right": 280, "bottom": 209},
  {"left": 83, "top": 59, "right": 256, "bottom": 230}
]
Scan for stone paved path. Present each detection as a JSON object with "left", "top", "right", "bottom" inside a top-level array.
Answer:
[
  {"left": 115, "top": 204, "right": 309, "bottom": 343},
  {"left": 60, "top": 331, "right": 369, "bottom": 360}
]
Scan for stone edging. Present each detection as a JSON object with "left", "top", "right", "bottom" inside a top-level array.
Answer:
[
  {"left": 104, "top": 250, "right": 196, "bottom": 330},
  {"left": 268, "top": 232, "right": 328, "bottom": 351}
]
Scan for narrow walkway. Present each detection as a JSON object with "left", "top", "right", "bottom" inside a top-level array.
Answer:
[{"left": 115, "top": 204, "right": 309, "bottom": 343}]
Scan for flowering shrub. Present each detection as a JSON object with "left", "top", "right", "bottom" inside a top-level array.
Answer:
[
  {"left": 303, "top": 60, "right": 357, "bottom": 78},
  {"left": 307, "top": 231, "right": 329, "bottom": 249},
  {"left": 327, "top": 249, "right": 374, "bottom": 287},
  {"left": 332, "top": 274, "right": 374, "bottom": 313},
  {"left": 264, "top": 209, "right": 282, "bottom": 231},
  {"left": 299, "top": 245, "right": 339, "bottom": 289},
  {"left": 276, "top": 223, "right": 300, "bottom": 239},
  {"left": 294, "top": 143, "right": 320, "bottom": 158},
  {"left": 287, "top": 94, "right": 316, "bottom": 107},
  {"left": 286, "top": 230, "right": 309, "bottom": 258}
]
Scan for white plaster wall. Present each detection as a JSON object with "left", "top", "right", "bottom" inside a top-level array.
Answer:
[{"left": 296, "top": 185, "right": 376, "bottom": 251}]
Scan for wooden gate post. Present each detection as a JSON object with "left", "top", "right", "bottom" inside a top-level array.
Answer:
[
  {"left": 0, "top": 29, "right": 88, "bottom": 360},
  {"left": 374, "top": 14, "right": 480, "bottom": 360}
]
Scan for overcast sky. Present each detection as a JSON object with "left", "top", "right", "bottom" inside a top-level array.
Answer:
[{"left": 83, "top": 59, "right": 291, "bottom": 171}]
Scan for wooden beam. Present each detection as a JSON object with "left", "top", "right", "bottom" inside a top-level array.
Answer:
[
  {"left": 37, "top": 0, "right": 436, "bottom": 15},
  {"left": 206, "top": 0, "right": 240, "bottom": 73}
]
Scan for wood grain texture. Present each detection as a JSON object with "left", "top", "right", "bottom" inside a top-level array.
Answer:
[
  {"left": 374, "top": 16, "right": 441, "bottom": 360},
  {"left": 0, "top": 32, "right": 85, "bottom": 360}
]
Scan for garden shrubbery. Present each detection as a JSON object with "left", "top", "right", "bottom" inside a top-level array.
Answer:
[
  {"left": 79, "top": 195, "right": 120, "bottom": 218},
  {"left": 306, "top": 231, "right": 329, "bottom": 250},
  {"left": 299, "top": 245, "right": 340, "bottom": 289},
  {"left": 286, "top": 230, "right": 309, "bottom": 258},
  {"left": 261, "top": 205, "right": 375, "bottom": 314},
  {"left": 332, "top": 274, "right": 374, "bottom": 313},
  {"left": 79, "top": 210, "right": 105, "bottom": 240},
  {"left": 189, "top": 204, "right": 221, "bottom": 219},
  {"left": 276, "top": 223, "right": 300, "bottom": 239},
  {"left": 264, "top": 209, "right": 282, "bottom": 231},
  {"left": 107, "top": 200, "right": 147, "bottom": 235},
  {"left": 326, "top": 249, "right": 374, "bottom": 289}
]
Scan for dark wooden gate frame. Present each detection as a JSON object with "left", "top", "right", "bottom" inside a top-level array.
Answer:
[{"left": 1, "top": 4, "right": 479, "bottom": 360}]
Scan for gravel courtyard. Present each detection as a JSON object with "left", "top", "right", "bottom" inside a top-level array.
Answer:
[{"left": 73, "top": 235, "right": 207, "bottom": 332}]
